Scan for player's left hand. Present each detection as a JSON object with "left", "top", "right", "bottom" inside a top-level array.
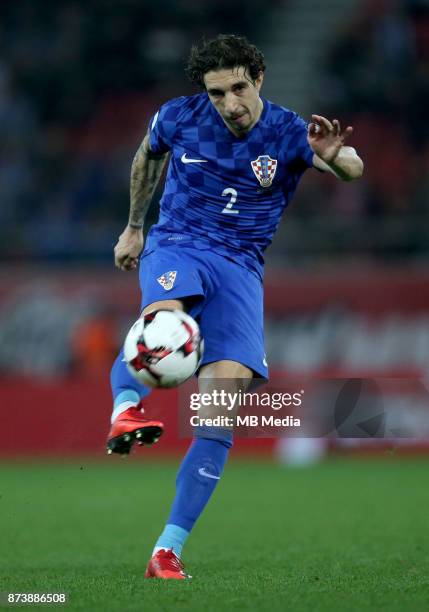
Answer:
[{"left": 307, "top": 115, "right": 353, "bottom": 163}]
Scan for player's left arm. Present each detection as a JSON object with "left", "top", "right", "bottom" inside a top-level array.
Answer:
[{"left": 308, "top": 114, "right": 364, "bottom": 181}]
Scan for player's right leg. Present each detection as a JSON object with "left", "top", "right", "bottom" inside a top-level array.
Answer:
[
  {"left": 107, "top": 295, "right": 191, "bottom": 455},
  {"left": 106, "top": 347, "right": 164, "bottom": 456},
  {"left": 107, "top": 242, "right": 205, "bottom": 458}
]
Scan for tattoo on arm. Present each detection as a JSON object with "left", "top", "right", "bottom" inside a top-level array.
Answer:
[{"left": 129, "top": 132, "right": 168, "bottom": 228}]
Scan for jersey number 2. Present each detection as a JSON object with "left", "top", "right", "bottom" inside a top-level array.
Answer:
[{"left": 221, "top": 188, "right": 239, "bottom": 214}]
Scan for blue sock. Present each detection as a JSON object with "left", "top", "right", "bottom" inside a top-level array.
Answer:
[
  {"left": 110, "top": 348, "right": 151, "bottom": 406},
  {"left": 154, "top": 524, "right": 190, "bottom": 558},
  {"left": 154, "top": 426, "right": 233, "bottom": 556}
]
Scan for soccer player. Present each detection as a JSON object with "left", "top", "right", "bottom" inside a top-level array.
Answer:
[{"left": 107, "top": 34, "right": 363, "bottom": 579}]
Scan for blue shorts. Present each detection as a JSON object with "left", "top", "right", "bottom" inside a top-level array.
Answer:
[{"left": 139, "top": 245, "right": 268, "bottom": 379}]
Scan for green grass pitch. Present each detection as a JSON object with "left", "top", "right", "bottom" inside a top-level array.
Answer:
[{"left": 0, "top": 457, "right": 428, "bottom": 611}]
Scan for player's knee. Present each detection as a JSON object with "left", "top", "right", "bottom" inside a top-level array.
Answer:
[
  {"left": 197, "top": 361, "right": 252, "bottom": 419},
  {"left": 143, "top": 299, "right": 184, "bottom": 315},
  {"left": 142, "top": 295, "right": 201, "bottom": 316},
  {"left": 199, "top": 360, "right": 253, "bottom": 380}
]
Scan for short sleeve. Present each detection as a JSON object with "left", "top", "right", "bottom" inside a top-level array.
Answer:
[
  {"left": 149, "top": 98, "right": 184, "bottom": 154},
  {"left": 283, "top": 112, "right": 314, "bottom": 169}
]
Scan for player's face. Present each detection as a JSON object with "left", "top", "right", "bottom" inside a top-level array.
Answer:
[{"left": 204, "top": 66, "right": 264, "bottom": 137}]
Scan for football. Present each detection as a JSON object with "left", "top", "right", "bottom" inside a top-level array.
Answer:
[{"left": 123, "top": 309, "right": 204, "bottom": 388}]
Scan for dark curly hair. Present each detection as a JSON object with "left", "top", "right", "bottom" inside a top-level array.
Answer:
[{"left": 185, "top": 34, "right": 266, "bottom": 89}]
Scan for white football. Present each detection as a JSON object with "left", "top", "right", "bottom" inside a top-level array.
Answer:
[{"left": 123, "top": 309, "right": 204, "bottom": 388}]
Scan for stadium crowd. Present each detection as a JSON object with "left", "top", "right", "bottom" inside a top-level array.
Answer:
[
  {"left": 284, "top": 0, "right": 429, "bottom": 261},
  {"left": 0, "top": 0, "right": 427, "bottom": 262},
  {"left": 0, "top": 0, "right": 272, "bottom": 261}
]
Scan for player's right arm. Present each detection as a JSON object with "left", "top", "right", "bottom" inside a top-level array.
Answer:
[{"left": 114, "top": 131, "right": 169, "bottom": 271}]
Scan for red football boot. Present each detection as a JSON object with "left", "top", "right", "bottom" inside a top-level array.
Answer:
[
  {"left": 106, "top": 404, "right": 163, "bottom": 456},
  {"left": 145, "top": 549, "right": 191, "bottom": 580}
]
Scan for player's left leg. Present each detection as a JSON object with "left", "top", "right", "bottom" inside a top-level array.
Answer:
[
  {"left": 146, "top": 253, "right": 267, "bottom": 579},
  {"left": 146, "top": 359, "right": 252, "bottom": 580}
]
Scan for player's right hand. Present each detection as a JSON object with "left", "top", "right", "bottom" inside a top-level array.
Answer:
[{"left": 114, "top": 225, "right": 144, "bottom": 271}]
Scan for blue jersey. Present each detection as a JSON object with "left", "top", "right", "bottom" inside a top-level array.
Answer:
[{"left": 146, "top": 93, "right": 314, "bottom": 279}]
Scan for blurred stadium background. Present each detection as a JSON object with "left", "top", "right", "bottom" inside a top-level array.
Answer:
[
  {"left": 1, "top": 0, "right": 428, "bottom": 459},
  {"left": 2, "top": 2, "right": 429, "bottom": 610}
]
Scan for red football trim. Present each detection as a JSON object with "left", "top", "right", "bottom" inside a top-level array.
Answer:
[
  {"left": 180, "top": 320, "right": 199, "bottom": 356},
  {"left": 137, "top": 342, "right": 172, "bottom": 361}
]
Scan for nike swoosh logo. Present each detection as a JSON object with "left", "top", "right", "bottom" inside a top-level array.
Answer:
[
  {"left": 181, "top": 153, "right": 207, "bottom": 164},
  {"left": 198, "top": 467, "right": 220, "bottom": 480}
]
